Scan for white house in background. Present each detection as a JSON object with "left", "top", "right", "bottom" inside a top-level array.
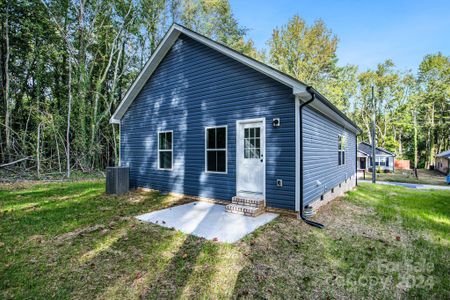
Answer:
[
  {"left": 357, "top": 142, "right": 396, "bottom": 172},
  {"left": 435, "top": 150, "right": 450, "bottom": 174}
]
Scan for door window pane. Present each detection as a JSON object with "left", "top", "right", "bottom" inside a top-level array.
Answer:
[{"left": 244, "top": 126, "right": 261, "bottom": 159}]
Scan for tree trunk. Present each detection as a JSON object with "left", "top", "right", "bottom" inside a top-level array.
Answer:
[
  {"left": 3, "top": 8, "right": 11, "bottom": 161},
  {"left": 78, "top": 0, "right": 88, "bottom": 170},
  {"left": 37, "top": 123, "right": 41, "bottom": 178},
  {"left": 66, "top": 59, "right": 72, "bottom": 178},
  {"left": 54, "top": 125, "right": 62, "bottom": 173},
  {"left": 429, "top": 102, "right": 435, "bottom": 168}
]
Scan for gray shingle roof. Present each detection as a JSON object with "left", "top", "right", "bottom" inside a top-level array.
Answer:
[
  {"left": 358, "top": 142, "right": 395, "bottom": 157},
  {"left": 436, "top": 150, "right": 450, "bottom": 158}
]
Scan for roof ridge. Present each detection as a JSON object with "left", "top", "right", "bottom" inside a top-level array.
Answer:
[{"left": 110, "top": 23, "right": 361, "bottom": 133}]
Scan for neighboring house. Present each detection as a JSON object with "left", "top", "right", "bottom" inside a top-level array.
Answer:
[
  {"left": 357, "top": 142, "right": 396, "bottom": 172},
  {"left": 110, "top": 24, "right": 361, "bottom": 218},
  {"left": 435, "top": 150, "right": 450, "bottom": 174}
]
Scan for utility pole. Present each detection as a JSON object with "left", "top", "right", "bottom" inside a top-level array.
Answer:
[
  {"left": 371, "top": 85, "right": 376, "bottom": 183},
  {"left": 413, "top": 110, "right": 418, "bottom": 179}
]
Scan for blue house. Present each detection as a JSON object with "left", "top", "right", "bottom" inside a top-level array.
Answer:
[
  {"left": 110, "top": 24, "right": 361, "bottom": 223},
  {"left": 357, "top": 142, "right": 396, "bottom": 172}
]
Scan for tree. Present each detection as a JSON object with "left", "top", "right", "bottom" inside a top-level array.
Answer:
[
  {"left": 267, "top": 15, "right": 357, "bottom": 111},
  {"left": 417, "top": 53, "right": 450, "bottom": 168}
]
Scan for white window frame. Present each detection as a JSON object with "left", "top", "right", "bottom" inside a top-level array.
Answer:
[
  {"left": 205, "top": 125, "right": 227, "bottom": 174},
  {"left": 158, "top": 130, "right": 173, "bottom": 171},
  {"left": 338, "top": 134, "right": 345, "bottom": 166}
]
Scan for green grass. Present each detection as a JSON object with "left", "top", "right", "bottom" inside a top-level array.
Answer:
[
  {"left": 364, "top": 169, "right": 447, "bottom": 185},
  {"left": 0, "top": 181, "right": 449, "bottom": 299}
]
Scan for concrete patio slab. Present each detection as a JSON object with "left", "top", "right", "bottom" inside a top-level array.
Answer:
[{"left": 136, "top": 201, "right": 278, "bottom": 243}]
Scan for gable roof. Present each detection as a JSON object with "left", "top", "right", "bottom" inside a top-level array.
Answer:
[
  {"left": 110, "top": 24, "right": 361, "bottom": 133},
  {"left": 358, "top": 142, "right": 396, "bottom": 157},
  {"left": 436, "top": 150, "right": 450, "bottom": 159}
]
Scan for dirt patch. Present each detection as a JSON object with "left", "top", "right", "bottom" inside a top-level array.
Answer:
[
  {"left": 28, "top": 235, "right": 46, "bottom": 243},
  {"left": 317, "top": 197, "right": 411, "bottom": 245},
  {"left": 54, "top": 225, "right": 105, "bottom": 245}
]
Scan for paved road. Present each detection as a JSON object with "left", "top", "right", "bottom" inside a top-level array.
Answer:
[{"left": 359, "top": 180, "right": 450, "bottom": 190}]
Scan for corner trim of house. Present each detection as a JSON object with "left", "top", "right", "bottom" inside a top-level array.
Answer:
[
  {"left": 118, "top": 122, "right": 121, "bottom": 167},
  {"left": 295, "top": 95, "right": 300, "bottom": 212}
]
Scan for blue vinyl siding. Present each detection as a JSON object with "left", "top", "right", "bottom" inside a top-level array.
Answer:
[
  {"left": 302, "top": 107, "right": 357, "bottom": 205},
  {"left": 120, "top": 34, "right": 296, "bottom": 210}
]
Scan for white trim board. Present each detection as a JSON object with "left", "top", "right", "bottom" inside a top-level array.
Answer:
[{"left": 295, "top": 96, "right": 300, "bottom": 212}]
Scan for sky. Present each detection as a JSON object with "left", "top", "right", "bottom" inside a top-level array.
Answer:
[{"left": 229, "top": 0, "right": 450, "bottom": 72}]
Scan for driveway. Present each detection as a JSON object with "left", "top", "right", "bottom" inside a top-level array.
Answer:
[
  {"left": 359, "top": 180, "right": 450, "bottom": 190},
  {"left": 136, "top": 201, "right": 278, "bottom": 243}
]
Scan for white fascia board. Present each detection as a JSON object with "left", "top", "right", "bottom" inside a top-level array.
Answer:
[
  {"left": 110, "top": 26, "right": 181, "bottom": 123},
  {"left": 357, "top": 150, "right": 369, "bottom": 157}
]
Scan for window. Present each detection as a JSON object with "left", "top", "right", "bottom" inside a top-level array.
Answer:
[
  {"left": 158, "top": 131, "right": 173, "bottom": 170},
  {"left": 338, "top": 135, "right": 345, "bottom": 165},
  {"left": 244, "top": 127, "right": 261, "bottom": 158},
  {"left": 205, "top": 126, "right": 227, "bottom": 173}
]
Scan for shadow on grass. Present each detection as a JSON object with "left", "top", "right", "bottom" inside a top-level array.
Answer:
[{"left": 0, "top": 181, "right": 242, "bottom": 299}]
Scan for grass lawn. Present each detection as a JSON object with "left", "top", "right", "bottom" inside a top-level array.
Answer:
[
  {"left": 363, "top": 169, "right": 448, "bottom": 186},
  {"left": 0, "top": 181, "right": 449, "bottom": 299}
]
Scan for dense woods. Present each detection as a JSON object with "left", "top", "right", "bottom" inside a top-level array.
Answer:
[{"left": 0, "top": 0, "right": 449, "bottom": 178}]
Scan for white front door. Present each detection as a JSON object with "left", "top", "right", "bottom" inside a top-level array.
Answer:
[{"left": 236, "top": 119, "right": 265, "bottom": 198}]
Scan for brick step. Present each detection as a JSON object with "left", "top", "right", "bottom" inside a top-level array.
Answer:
[
  {"left": 231, "top": 196, "right": 265, "bottom": 208},
  {"left": 225, "top": 203, "right": 264, "bottom": 217}
]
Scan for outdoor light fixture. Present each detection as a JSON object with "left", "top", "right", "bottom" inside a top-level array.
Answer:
[{"left": 272, "top": 118, "right": 280, "bottom": 127}]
